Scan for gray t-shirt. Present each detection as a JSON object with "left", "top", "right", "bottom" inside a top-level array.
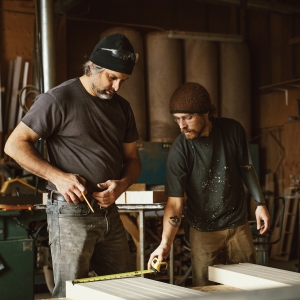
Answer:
[
  {"left": 22, "top": 78, "right": 139, "bottom": 193},
  {"left": 165, "top": 117, "right": 252, "bottom": 231}
]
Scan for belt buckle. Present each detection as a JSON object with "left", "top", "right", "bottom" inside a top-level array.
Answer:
[{"left": 90, "top": 197, "right": 104, "bottom": 210}]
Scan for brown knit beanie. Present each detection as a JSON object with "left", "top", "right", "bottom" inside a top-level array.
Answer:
[{"left": 170, "top": 82, "right": 212, "bottom": 114}]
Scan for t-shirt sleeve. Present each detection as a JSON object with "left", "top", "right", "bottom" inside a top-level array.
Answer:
[
  {"left": 165, "top": 140, "right": 188, "bottom": 197},
  {"left": 123, "top": 103, "right": 139, "bottom": 143},
  {"left": 21, "top": 93, "right": 62, "bottom": 139}
]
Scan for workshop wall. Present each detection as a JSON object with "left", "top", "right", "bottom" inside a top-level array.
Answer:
[{"left": 1, "top": 0, "right": 300, "bottom": 192}]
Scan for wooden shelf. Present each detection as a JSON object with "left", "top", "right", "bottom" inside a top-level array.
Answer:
[
  {"left": 260, "top": 78, "right": 300, "bottom": 94},
  {"left": 259, "top": 78, "right": 300, "bottom": 105}
]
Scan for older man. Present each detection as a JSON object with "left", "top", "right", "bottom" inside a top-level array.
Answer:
[{"left": 5, "top": 33, "right": 141, "bottom": 297}]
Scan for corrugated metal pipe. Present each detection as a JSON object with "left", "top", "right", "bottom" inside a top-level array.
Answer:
[
  {"left": 40, "top": 0, "right": 56, "bottom": 92},
  {"left": 194, "top": 0, "right": 300, "bottom": 15}
]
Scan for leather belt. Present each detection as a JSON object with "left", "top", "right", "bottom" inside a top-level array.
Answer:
[
  {"left": 47, "top": 190, "right": 66, "bottom": 202},
  {"left": 47, "top": 190, "right": 115, "bottom": 212}
]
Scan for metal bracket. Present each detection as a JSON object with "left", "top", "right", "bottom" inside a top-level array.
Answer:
[{"left": 273, "top": 88, "right": 289, "bottom": 106}]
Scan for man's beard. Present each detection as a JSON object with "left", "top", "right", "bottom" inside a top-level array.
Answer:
[
  {"left": 181, "top": 130, "right": 196, "bottom": 140},
  {"left": 99, "top": 91, "right": 113, "bottom": 100},
  {"left": 92, "top": 83, "right": 115, "bottom": 99},
  {"left": 181, "top": 128, "right": 204, "bottom": 140}
]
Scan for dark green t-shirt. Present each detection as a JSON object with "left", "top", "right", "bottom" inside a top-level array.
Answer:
[
  {"left": 165, "top": 117, "right": 252, "bottom": 231},
  {"left": 22, "top": 78, "right": 139, "bottom": 193}
]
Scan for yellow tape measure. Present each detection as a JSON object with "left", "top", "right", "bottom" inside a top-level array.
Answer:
[
  {"left": 72, "top": 258, "right": 168, "bottom": 284},
  {"left": 72, "top": 269, "right": 154, "bottom": 284}
]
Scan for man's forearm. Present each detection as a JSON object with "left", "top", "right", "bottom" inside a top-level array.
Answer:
[
  {"left": 120, "top": 157, "right": 141, "bottom": 190},
  {"left": 5, "top": 139, "right": 61, "bottom": 183},
  {"left": 4, "top": 122, "right": 64, "bottom": 183},
  {"left": 161, "top": 198, "right": 183, "bottom": 247},
  {"left": 240, "top": 164, "right": 266, "bottom": 205}
]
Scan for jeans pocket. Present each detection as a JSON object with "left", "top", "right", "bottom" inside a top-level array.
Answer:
[{"left": 58, "top": 202, "right": 90, "bottom": 217}]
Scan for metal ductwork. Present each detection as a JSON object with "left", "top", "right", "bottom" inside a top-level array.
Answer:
[
  {"left": 40, "top": 0, "right": 56, "bottom": 92},
  {"left": 193, "top": 0, "right": 300, "bottom": 15}
]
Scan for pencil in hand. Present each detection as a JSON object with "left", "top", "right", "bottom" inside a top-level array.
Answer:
[{"left": 81, "top": 192, "right": 94, "bottom": 213}]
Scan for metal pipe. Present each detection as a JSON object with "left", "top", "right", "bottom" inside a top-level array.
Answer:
[{"left": 40, "top": 0, "right": 56, "bottom": 92}]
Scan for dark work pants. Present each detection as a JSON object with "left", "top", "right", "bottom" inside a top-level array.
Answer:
[
  {"left": 46, "top": 197, "right": 132, "bottom": 298},
  {"left": 189, "top": 222, "right": 256, "bottom": 287}
]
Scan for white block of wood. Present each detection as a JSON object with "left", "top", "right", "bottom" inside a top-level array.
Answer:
[
  {"left": 43, "top": 193, "right": 48, "bottom": 205},
  {"left": 125, "top": 191, "right": 167, "bottom": 204},
  {"left": 209, "top": 263, "right": 300, "bottom": 290},
  {"left": 115, "top": 192, "right": 126, "bottom": 204},
  {"left": 66, "top": 277, "right": 206, "bottom": 299}
]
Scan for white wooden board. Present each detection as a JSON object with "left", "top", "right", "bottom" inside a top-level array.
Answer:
[
  {"left": 209, "top": 263, "right": 300, "bottom": 290},
  {"left": 125, "top": 191, "right": 167, "bottom": 204},
  {"left": 66, "top": 277, "right": 207, "bottom": 300},
  {"left": 115, "top": 192, "right": 126, "bottom": 204}
]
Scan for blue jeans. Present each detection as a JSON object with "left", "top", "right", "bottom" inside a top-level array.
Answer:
[{"left": 46, "top": 195, "right": 132, "bottom": 298}]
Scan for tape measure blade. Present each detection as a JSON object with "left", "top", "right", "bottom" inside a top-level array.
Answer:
[{"left": 73, "top": 269, "right": 154, "bottom": 284}]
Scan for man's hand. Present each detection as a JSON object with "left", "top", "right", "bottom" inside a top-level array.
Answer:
[
  {"left": 92, "top": 180, "right": 125, "bottom": 207},
  {"left": 255, "top": 205, "right": 271, "bottom": 235},
  {"left": 147, "top": 243, "right": 171, "bottom": 270},
  {"left": 53, "top": 173, "right": 86, "bottom": 204}
]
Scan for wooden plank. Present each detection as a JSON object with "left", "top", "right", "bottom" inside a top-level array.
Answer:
[
  {"left": 42, "top": 298, "right": 71, "bottom": 300},
  {"left": 66, "top": 277, "right": 207, "bottom": 299},
  {"left": 209, "top": 263, "right": 300, "bottom": 290},
  {"left": 115, "top": 192, "right": 125, "bottom": 204},
  {"left": 284, "top": 120, "right": 300, "bottom": 187},
  {"left": 0, "top": 61, "right": 3, "bottom": 158},
  {"left": 193, "top": 285, "right": 300, "bottom": 300},
  {"left": 8, "top": 56, "right": 22, "bottom": 132},
  {"left": 115, "top": 184, "right": 147, "bottom": 204},
  {"left": 16, "top": 61, "right": 29, "bottom": 124},
  {"left": 4, "top": 60, "right": 14, "bottom": 135}
]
